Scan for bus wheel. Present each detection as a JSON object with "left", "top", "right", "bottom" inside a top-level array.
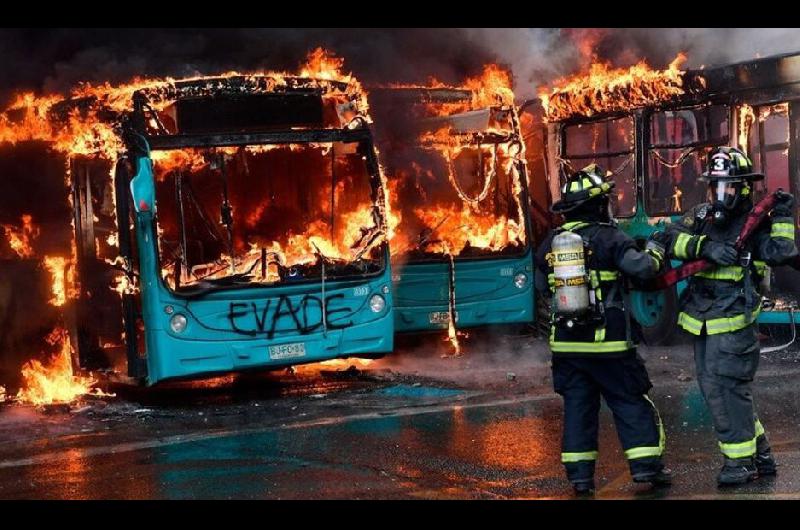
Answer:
[{"left": 630, "top": 287, "right": 678, "bottom": 346}]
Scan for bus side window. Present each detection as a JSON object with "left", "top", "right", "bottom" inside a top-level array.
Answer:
[
  {"left": 562, "top": 116, "right": 636, "bottom": 217},
  {"left": 748, "top": 103, "right": 790, "bottom": 196},
  {"left": 646, "top": 105, "right": 729, "bottom": 216}
]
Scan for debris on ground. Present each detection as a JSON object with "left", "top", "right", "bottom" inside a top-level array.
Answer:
[{"left": 677, "top": 371, "right": 693, "bottom": 382}]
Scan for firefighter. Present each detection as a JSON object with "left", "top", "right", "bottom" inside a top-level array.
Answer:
[
  {"left": 535, "top": 164, "right": 671, "bottom": 495},
  {"left": 657, "top": 146, "right": 797, "bottom": 486}
]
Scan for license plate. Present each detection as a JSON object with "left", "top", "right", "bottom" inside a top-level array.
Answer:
[
  {"left": 268, "top": 342, "right": 306, "bottom": 360},
  {"left": 429, "top": 311, "right": 457, "bottom": 324}
]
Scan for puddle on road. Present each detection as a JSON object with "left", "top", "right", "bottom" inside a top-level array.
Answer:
[{"left": 373, "top": 385, "right": 464, "bottom": 400}]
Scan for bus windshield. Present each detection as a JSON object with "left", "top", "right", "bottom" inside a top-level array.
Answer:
[
  {"left": 152, "top": 141, "right": 385, "bottom": 292},
  {"left": 647, "top": 104, "right": 729, "bottom": 216},
  {"left": 562, "top": 116, "right": 636, "bottom": 217}
]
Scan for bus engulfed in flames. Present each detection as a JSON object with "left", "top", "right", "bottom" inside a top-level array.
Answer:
[
  {"left": 0, "top": 47, "right": 383, "bottom": 402},
  {"left": 370, "top": 65, "right": 532, "bottom": 354}
]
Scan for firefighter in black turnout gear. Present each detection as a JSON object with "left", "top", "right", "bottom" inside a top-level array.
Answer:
[
  {"left": 659, "top": 147, "right": 798, "bottom": 486},
  {"left": 535, "top": 164, "right": 670, "bottom": 495}
]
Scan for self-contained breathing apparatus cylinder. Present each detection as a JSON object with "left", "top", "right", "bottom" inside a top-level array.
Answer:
[{"left": 552, "top": 230, "right": 590, "bottom": 316}]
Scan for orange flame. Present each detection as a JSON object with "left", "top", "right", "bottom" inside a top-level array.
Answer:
[
  {"left": 539, "top": 53, "right": 689, "bottom": 122},
  {"left": 464, "top": 64, "right": 515, "bottom": 108},
  {"left": 15, "top": 327, "right": 96, "bottom": 406},
  {"left": 2, "top": 214, "right": 39, "bottom": 258},
  {"left": 738, "top": 104, "right": 756, "bottom": 152},
  {"left": 43, "top": 256, "right": 77, "bottom": 307}
]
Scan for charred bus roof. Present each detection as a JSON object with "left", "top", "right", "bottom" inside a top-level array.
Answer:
[
  {"left": 545, "top": 51, "right": 800, "bottom": 125},
  {"left": 689, "top": 51, "right": 800, "bottom": 105},
  {"left": 125, "top": 74, "right": 371, "bottom": 151}
]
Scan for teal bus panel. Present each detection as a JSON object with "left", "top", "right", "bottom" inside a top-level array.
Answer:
[{"left": 393, "top": 249, "right": 534, "bottom": 332}]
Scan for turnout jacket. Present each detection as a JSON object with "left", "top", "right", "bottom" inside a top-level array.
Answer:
[
  {"left": 664, "top": 203, "right": 798, "bottom": 335},
  {"left": 535, "top": 220, "right": 662, "bottom": 358}
]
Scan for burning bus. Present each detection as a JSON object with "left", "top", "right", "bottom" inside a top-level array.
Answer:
[
  {"left": 369, "top": 67, "right": 534, "bottom": 352},
  {"left": 527, "top": 51, "right": 800, "bottom": 344},
  {"left": 0, "top": 51, "right": 394, "bottom": 390}
]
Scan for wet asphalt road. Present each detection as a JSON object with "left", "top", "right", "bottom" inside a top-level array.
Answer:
[{"left": 1, "top": 331, "right": 799, "bottom": 499}]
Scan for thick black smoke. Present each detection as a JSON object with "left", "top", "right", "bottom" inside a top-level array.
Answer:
[
  {"left": 0, "top": 28, "right": 500, "bottom": 105},
  {"left": 2, "top": 28, "right": 800, "bottom": 105}
]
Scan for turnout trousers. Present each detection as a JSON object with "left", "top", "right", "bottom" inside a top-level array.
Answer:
[
  {"left": 693, "top": 323, "right": 770, "bottom": 459},
  {"left": 552, "top": 354, "right": 666, "bottom": 483}
]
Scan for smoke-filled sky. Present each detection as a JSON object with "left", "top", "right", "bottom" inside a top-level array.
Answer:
[{"left": 1, "top": 28, "right": 800, "bottom": 104}]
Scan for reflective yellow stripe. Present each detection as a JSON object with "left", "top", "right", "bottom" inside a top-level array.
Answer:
[
  {"left": 719, "top": 438, "right": 757, "bottom": 458},
  {"left": 705, "top": 305, "right": 762, "bottom": 335},
  {"left": 694, "top": 235, "right": 707, "bottom": 258},
  {"left": 549, "top": 340, "right": 633, "bottom": 353},
  {"left": 754, "top": 260, "right": 767, "bottom": 277},
  {"left": 581, "top": 177, "right": 592, "bottom": 189},
  {"left": 598, "top": 270, "right": 618, "bottom": 281},
  {"left": 562, "top": 451, "right": 598, "bottom": 463},
  {"left": 569, "top": 180, "right": 581, "bottom": 192},
  {"left": 646, "top": 249, "right": 663, "bottom": 270},
  {"left": 562, "top": 221, "right": 590, "bottom": 232},
  {"left": 674, "top": 232, "right": 693, "bottom": 260},
  {"left": 771, "top": 222, "right": 795, "bottom": 240},
  {"left": 589, "top": 270, "right": 600, "bottom": 289},
  {"left": 625, "top": 395, "right": 667, "bottom": 460},
  {"left": 695, "top": 265, "right": 745, "bottom": 281},
  {"left": 624, "top": 446, "right": 663, "bottom": 459},
  {"left": 594, "top": 327, "right": 606, "bottom": 341},
  {"left": 719, "top": 419, "right": 766, "bottom": 458},
  {"left": 679, "top": 305, "right": 762, "bottom": 336},
  {"left": 678, "top": 312, "right": 704, "bottom": 335}
]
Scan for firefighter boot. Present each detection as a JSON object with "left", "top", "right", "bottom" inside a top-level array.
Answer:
[
  {"left": 633, "top": 468, "right": 673, "bottom": 487},
  {"left": 717, "top": 457, "right": 758, "bottom": 486},
  {"left": 755, "top": 435, "right": 777, "bottom": 476},
  {"left": 571, "top": 479, "right": 595, "bottom": 496},
  {"left": 630, "top": 457, "right": 672, "bottom": 487}
]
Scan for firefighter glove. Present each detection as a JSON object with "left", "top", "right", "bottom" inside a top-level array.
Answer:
[
  {"left": 701, "top": 240, "right": 738, "bottom": 266},
  {"left": 649, "top": 230, "right": 670, "bottom": 247},
  {"left": 772, "top": 191, "right": 795, "bottom": 218},
  {"left": 645, "top": 238, "right": 666, "bottom": 271}
]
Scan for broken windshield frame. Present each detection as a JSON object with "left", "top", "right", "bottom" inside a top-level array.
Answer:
[
  {"left": 145, "top": 128, "right": 388, "bottom": 296},
  {"left": 383, "top": 118, "right": 530, "bottom": 265}
]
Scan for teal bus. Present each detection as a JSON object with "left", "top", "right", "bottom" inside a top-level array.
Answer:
[
  {"left": 527, "top": 52, "right": 800, "bottom": 344},
  {"left": 369, "top": 86, "right": 535, "bottom": 341},
  {"left": 71, "top": 75, "right": 394, "bottom": 384}
]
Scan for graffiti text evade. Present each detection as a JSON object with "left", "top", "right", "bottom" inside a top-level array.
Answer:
[{"left": 227, "top": 293, "right": 354, "bottom": 338}]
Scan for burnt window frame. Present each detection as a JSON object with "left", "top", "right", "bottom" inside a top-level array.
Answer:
[
  {"left": 384, "top": 135, "right": 533, "bottom": 265},
  {"left": 559, "top": 113, "right": 638, "bottom": 219},
  {"left": 749, "top": 102, "right": 791, "bottom": 194},
  {"left": 643, "top": 102, "right": 731, "bottom": 217}
]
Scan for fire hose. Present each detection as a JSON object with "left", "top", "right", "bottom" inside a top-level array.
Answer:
[{"left": 641, "top": 190, "right": 783, "bottom": 291}]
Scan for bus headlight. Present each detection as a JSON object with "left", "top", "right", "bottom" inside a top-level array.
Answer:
[
  {"left": 514, "top": 273, "right": 528, "bottom": 289},
  {"left": 369, "top": 294, "right": 386, "bottom": 313},
  {"left": 170, "top": 313, "right": 188, "bottom": 333}
]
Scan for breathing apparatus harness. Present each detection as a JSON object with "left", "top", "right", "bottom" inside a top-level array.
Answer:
[{"left": 549, "top": 221, "right": 629, "bottom": 333}]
